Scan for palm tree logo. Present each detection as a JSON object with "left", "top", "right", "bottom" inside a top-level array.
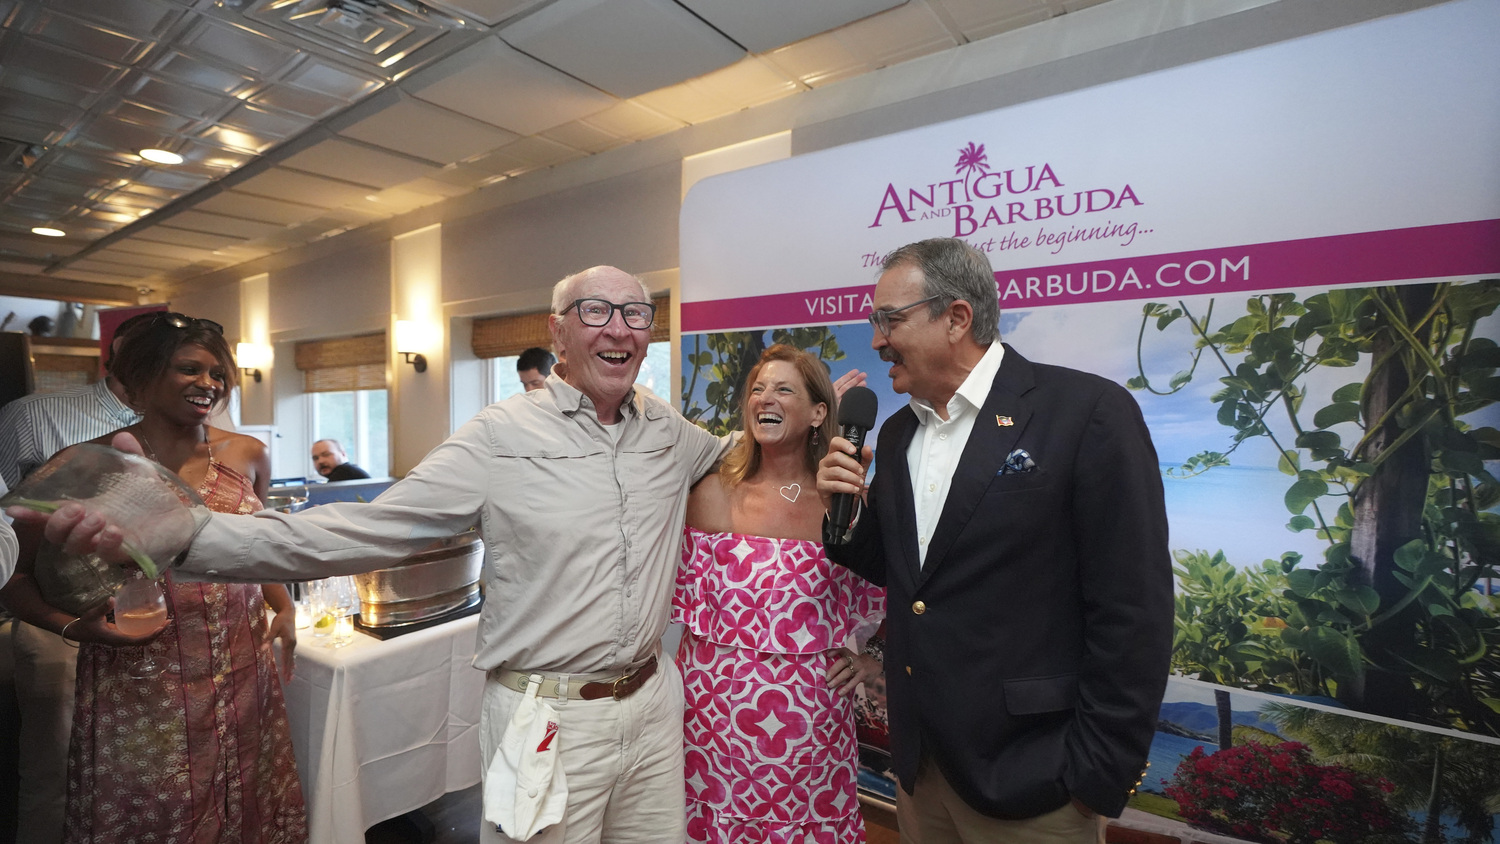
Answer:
[{"left": 954, "top": 142, "right": 989, "bottom": 202}]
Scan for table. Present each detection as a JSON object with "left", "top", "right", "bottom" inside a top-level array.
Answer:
[{"left": 283, "top": 613, "right": 485, "bottom": 844}]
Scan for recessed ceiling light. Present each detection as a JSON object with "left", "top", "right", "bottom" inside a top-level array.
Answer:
[
  {"left": 139, "top": 148, "right": 184, "bottom": 165},
  {"left": 32, "top": 227, "right": 65, "bottom": 237}
]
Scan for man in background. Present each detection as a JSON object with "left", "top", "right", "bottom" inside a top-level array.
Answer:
[
  {"left": 0, "top": 312, "right": 152, "bottom": 844},
  {"left": 311, "top": 438, "right": 372, "bottom": 481},
  {"left": 817, "top": 237, "right": 1171, "bottom": 843},
  {"left": 516, "top": 346, "right": 555, "bottom": 392}
]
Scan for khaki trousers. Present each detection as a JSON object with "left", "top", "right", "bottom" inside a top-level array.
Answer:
[
  {"left": 478, "top": 658, "right": 685, "bottom": 844},
  {"left": 896, "top": 757, "right": 1105, "bottom": 844},
  {"left": 12, "top": 620, "right": 77, "bottom": 844}
]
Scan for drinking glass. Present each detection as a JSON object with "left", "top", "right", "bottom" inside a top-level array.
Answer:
[{"left": 115, "top": 579, "right": 168, "bottom": 679}]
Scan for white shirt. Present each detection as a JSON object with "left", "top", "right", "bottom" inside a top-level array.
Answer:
[{"left": 905, "top": 341, "right": 1006, "bottom": 566}]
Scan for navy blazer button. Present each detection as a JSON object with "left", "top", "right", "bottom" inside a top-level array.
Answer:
[{"left": 912, "top": 600, "right": 926, "bottom": 615}]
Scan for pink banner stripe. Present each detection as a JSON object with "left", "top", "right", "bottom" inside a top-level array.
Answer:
[{"left": 681, "top": 219, "right": 1500, "bottom": 333}]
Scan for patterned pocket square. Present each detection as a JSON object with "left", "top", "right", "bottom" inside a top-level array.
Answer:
[{"left": 1000, "top": 448, "right": 1036, "bottom": 475}]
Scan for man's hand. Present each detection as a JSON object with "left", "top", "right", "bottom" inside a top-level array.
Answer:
[
  {"left": 816, "top": 435, "right": 872, "bottom": 515},
  {"left": 7, "top": 501, "right": 132, "bottom": 564}
]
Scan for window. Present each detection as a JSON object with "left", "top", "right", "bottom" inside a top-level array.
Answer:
[{"left": 309, "top": 389, "right": 389, "bottom": 477}]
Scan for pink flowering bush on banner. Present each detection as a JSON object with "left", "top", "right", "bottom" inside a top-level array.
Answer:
[{"left": 1164, "top": 741, "right": 1412, "bottom": 843}]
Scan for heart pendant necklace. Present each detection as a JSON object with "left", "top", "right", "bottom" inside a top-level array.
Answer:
[{"left": 778, "top": 483, "right": 801, "bottom": 503}]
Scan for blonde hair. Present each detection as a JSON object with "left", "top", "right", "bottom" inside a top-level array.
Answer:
[{"left": 720, "top": 344, "right": 838, "bottom": 486}]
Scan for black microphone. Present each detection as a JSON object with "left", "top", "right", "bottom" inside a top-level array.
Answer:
[{"left": 825, "top": 386, "right": 878, "bottom": 545}]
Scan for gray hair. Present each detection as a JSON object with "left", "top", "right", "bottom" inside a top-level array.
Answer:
[
  {"left": 881, "top": 238, "right": 1000, "bottom": 345},
  {"left": 551, "top": 266, "right": 651, "bottom": 314}
]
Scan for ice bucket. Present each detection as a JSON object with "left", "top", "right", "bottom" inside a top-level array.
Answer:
[{"left": 352, "top": 532, "right": 483, "bottom": 627}]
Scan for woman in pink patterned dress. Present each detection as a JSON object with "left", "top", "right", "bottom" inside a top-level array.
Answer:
[
  {"left": 3, "top": 315, "right": 307, "bottom": 843},
  {"left": 674, "top": 345, "right": 885, "bottom": 843}
]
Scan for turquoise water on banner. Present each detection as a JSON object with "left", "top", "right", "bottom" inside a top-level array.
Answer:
[{"left": 1161, "top": 464, "right": 1330, "bottom": 570}]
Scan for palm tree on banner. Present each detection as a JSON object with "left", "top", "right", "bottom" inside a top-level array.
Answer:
[{"left": 954, "top": 142, "right": 988, "bottom": 203}]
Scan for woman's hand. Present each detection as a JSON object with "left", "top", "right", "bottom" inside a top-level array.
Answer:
[
  {"left": 70, "top": 597, "right": 169, "bottom": 647},
  {"left": 825, "top": 647, "right": 882, "bottom": 696},
  {"left": 831, "top": 370, "right": 868, "bottom": 401},
  {"left": 263, "top": 608, "right": 297, "bottom": 684}
]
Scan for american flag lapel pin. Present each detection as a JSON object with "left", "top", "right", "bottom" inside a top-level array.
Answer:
[{"left": 997, "top": 415, "right": 1013, "bottom": 427}]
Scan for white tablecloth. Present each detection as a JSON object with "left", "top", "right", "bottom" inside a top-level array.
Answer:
[{"left": 283, "top": 613, "right": 485, "bottom": 844}]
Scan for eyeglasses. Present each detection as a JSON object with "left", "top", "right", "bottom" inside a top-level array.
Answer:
[
  {"left": 563, "top": 298, "right": 656, "bottom": 330},
  {"left": 867, "top": 295, "right": 942, "bottom": 338},
  {"left": 149, "top": 312, "right": 224, "bottom": 335}
]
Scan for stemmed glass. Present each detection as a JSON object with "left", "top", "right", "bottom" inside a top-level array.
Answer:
[{"left": 114, "top": 579, "right": 168, "bottom": 679}]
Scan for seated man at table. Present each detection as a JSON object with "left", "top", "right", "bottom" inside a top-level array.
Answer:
[
  {"left": 25, "top": 265, "right": 726, "bottom": 844},
  {"left": 311, "top": 438, "right": 372, "bottom": 481}
]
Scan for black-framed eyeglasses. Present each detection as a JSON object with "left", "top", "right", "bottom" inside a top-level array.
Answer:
[
  {"left": 149, "top": 312, "right": 224, "bottom": 335},
  {"left": 867, "top": 295, "right": 942, "bottom": 338},
  {"left": 563, "top": 298, "right": 656, "bottom": 330}
]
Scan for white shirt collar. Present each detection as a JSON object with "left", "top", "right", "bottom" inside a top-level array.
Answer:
[{"left": 910, "top": 341, "right": 1006, "bottom": 426}]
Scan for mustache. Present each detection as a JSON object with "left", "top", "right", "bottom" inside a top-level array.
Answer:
[{"left": 879, "top": 348, "right": 902, "bottom": 364}]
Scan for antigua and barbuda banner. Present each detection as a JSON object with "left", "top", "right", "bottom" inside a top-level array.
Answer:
[{"left": 679, "top": 1, "right": 1500, "bottom": 840}]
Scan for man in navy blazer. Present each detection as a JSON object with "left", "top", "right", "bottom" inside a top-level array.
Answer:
[{"left": 817, "top": 237, "right": 1172, "bottom": 843}]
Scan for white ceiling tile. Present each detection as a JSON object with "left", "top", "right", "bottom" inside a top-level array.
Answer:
[
  {"left": 67, "top": 259, "right": 154, "bottom": 277},
  {"left": 51, "top": 267, "right": 139, "bottom": 284},
  {"left": 421, "top": 0, "right": 549, "bottom": 27},
  {"left": 499, "top": 0, "right": 744, "bottom": 99},
  {"left": 338, "top": 96, "right": 519, "bottom": 165},
  {"left": 634, "top": 57, "right": 802, "bottom": 125},
  {"left": 111, "top": 238, "right": 218, "bottom": 261},
  {"left": 233, "top": 167, "right": 376, "bottom": 208},
  {"left": 467, "top": 136, "right": 586, "bottom": 178},
  {"left": 832, "top": 2, "right": 959, "bottom": 67},
  {"left": 763, "top": 33, "right": 873, "bottom": 88},
  {"left": 163, "top": 210, "right": 288, "bottom": 240},
  {"left": 678, "top": 0, "right": 908, "bottom": 53},
  {"left": 88, "top": 248, "right": 182, "bottom": 269},
  {"left": 193, "top": 191, "right": 325, "bottom": 226},
  {"left": 928, "top": 0, "right": 1055, "bottom": 41},
  {"left": 406, "top": 37, "right": 617, "bottom": 136},
  {"left": 280, "top": 138, "right": 442, "bottom": 190},
  {"left": 393, "top": 176, "right": 474, "bottom": 199},
  {"left": 134, "top": 226, "right": 247, "bottom": 251},
  {"left": 580, "top": 101, "right": 685, "bottom": 142},
  {"left": 539, "top": 121, "right": 626, "bottom": 155},
  {"left": 358, "top": 185, "right": 454, "bottom": 215}
]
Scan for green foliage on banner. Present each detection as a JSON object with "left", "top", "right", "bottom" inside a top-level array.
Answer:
[
  {"left": 1132, "top": 279, "right": 1500, "bottom": 736},
  {"left": 680, "top": 327, "right": 847, "bottom": 436}
]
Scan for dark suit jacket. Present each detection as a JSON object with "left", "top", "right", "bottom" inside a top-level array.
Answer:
[
  {"left": 826, "top": 344, "right": 1171, "bottom": 819},
  {"left": 326, "top": 463, "right": 371, "bottom": 481}
]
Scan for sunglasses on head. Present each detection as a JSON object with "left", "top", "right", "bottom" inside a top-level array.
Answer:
[{"left": 149, "top": 312, "right": 224, "bottom": 334}]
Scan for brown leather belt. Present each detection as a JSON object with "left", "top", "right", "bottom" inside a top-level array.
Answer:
[{"left": 494, "top": 655, "right": 658, "bottom": 702}]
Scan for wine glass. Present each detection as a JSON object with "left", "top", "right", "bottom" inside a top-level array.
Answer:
[{"left": 115, "top": 579, "right": 168, "bottom": 679}]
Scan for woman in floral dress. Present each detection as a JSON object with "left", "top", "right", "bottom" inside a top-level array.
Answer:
[
  {"left": 674, "top": 345, "right": 885, "bottom": 843},
  {"left": 3, "top": 314, "right": 306, "bottom": 843}
]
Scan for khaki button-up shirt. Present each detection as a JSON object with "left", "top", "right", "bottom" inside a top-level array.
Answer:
[{"left": 178, "top": 377, "right": 727, "bottom": 674}]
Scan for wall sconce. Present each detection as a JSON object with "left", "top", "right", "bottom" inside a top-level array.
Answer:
[
  {"left": 394, "top": 320, "right": 433, "bottom": 374},
  {"left": 235, "top": 342, "right": 271, "bottom": 383}
]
